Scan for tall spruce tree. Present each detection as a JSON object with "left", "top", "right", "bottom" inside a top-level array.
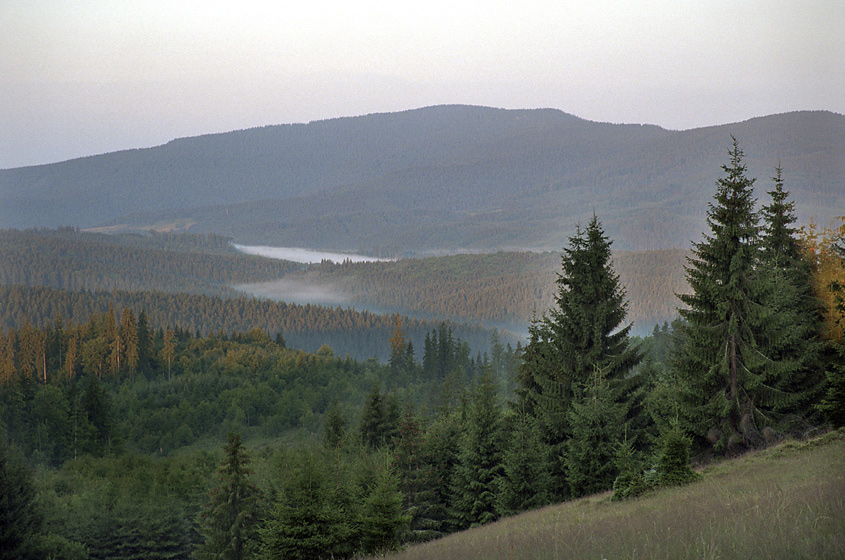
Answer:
[
  {"left": 392, "top": 404, "right": 440, "bottom": 543},
  {"left": 195, "top": 433, "right": 262, "bottom": 560},
  {"left": 419, "top": 410, "right": 461, "bottom": 537},
  {"left": 675, "top": 138, "right": 792, "bottom": 453},
  {"left": 758, "top": 166, "right": 824, "bottom": 420},
  {"left": 518, "top": 214, "right": 640, "bottom": 500}
]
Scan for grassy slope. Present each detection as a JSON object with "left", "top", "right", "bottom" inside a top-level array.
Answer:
[{"left": 380, "top": 431, "right": 845, "bottom": 560}]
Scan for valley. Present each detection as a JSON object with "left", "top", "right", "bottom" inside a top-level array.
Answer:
[{"left": 234, "top": 245, "right": 690, "bottom": 336}]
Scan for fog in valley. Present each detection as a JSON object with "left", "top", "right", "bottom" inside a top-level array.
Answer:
[
  {"left": 234, "top": 278, "right": 350, "bottom": 309},
  {"left": 232, "top": 244, "right": 392, "bottom": 264}
]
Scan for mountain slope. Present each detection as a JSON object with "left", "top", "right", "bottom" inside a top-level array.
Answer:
[
  {"left": 383, "top": 431, "right": 845, "bottom": 560},
  {"left": 2, "top": 105, "right": 842, "bottom": 252}
]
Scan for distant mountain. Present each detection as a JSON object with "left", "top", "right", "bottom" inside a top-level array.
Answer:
[{"left": 2, "top": 105, "right": 842, "bottom": 252}]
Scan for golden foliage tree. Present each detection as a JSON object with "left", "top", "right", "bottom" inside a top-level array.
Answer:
[{"left": 801, "top": 217, "right": 845, "bottom": 343}]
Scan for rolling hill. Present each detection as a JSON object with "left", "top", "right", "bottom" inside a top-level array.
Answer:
[{"left": 2, "top": 105, "right": 842, "bottom": 253}]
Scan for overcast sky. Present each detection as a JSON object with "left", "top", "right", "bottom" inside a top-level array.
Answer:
[{"left": 2, "top": 0, "right": 843, "bottom": 169}]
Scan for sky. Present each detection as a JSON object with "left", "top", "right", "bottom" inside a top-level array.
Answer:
[{"left": 2, "top": 0, "right": 843, "bottom": 169}]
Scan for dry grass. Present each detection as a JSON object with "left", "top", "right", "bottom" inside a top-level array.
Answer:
[{"left": 374, "top": 431, "right": 845, "bottom": 560}]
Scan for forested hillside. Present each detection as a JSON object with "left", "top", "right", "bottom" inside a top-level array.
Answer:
[
  {"left": 0, "top": 228, "right": 511, "bottom": 358},
  {"left": 0, "top": 304, "right": 515, "bottom": 558},
  {"left": 0, "top": 285, "right": 501, "bottom": 362},
  {"left": 2, "top": 106, "right": 842, "bottom": 253},
  {"left": 1, "top": 228, "right": 688, "bottom": 335},
  {"left": 0, "top": 228, "right": 300, "bottom": 297},
  {"left": 0, "top": 306, "right": 509, "bottom": 460},
  {"left": 242, "top": 248, "right": 689, "bottom": 333}
]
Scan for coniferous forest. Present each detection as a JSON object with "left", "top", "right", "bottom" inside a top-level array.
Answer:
[{"left": 1, "top": 139, "right": 844, "bottom": 559}]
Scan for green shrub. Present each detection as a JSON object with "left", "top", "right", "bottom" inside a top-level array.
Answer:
[{"left": 656, "top": 421, "right": 700, "bottom": 486}]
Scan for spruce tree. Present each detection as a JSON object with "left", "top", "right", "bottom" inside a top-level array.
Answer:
[
  {"left": 0, "top": 444, "right": 43, "bottom": 560},
  {"left": 259, "top": 450, "right": 354, "bottom": 560},
  {"left": 322, "top": 399, "right": 347, "bottom": 449},
  {"left": 420, "top": 410, "right": 460, "bottom": 537},
  {"left": 674, "top": 138, "right": 792, "bottom": 452},
  {"left": 564, "top": 366, "right": 626, "bottom": 498},
  {"left": 82, "top": 376, "right": 114, "bottom": 456},
  {"left": 136, "top": 310, "right": 152, "bottom": 376},
  {"left": 518, "top": 214, "right": 640, "bottom": 500},
  {"left": 611, "top": 434, "right": 647, "bottom": 501},
  {"left": 359, "top": 385, "right": 400, "bottom": 450},
  {"left": 655, "top": 420, "right": 699, "bottom": 487},
  {"left": 392, "top": 404, "right": 440, "bottom": 543},
  {"left": 195, "top": 433, "right": 262, "bottom": 560},
  {"left": 758, "top": 166, "right": 824, "bottom": 420},
  {"left": 451, "top": 369, "right": 503, "bottom": 529},
  {"left": 496, "top": 407, "right": 549, "bottom": 516},
  {"left": 359, "top": 467, "right": 409, "bottom": 555},
  {"left": 817, "top": 342, "right": 845, "bottom": 427}
]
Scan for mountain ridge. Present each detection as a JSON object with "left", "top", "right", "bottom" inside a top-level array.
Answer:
[{"left": 2, "top": 105, "right": 842, "bottom": 252}]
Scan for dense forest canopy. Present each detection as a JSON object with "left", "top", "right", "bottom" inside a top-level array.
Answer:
[
  {"left": 1, "top": 227, "right": 688, "bottom": 337},
  {"left": 0, "top": 228, "right": 302, "bottom": 297},
  {"left": 0, "top": 284, "right": 502, "bottom": 363}
]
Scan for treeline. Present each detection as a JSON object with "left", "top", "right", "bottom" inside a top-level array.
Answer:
[
  {"left": 0, "top": 228, "right": 301, "bottom": 297},
  {"left": 0, "top": 284, "right": 502, "bottom": 361},
  {"left": 37, "top": 227, "right": 236, "bottom": 253},
  {"left": 509, "top": 142, "right": 845, "bottom": 529},
  {"left": 0, "top": 226, "right": 689, "bottom": 335},
  {"left": 272, "top": 248, "right": 689, "bottom": 332}
]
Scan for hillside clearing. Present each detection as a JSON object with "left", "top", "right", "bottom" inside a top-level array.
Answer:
[{"left": 377, "top": 431, "right": 845, "bottom": 560}]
